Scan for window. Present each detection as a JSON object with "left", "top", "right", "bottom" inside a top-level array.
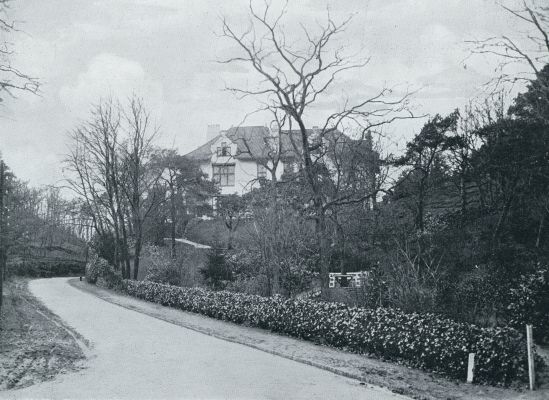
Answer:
[
  {"left": 216, "top": 142, "right": 231, "bottom": 157},
  {"left": 283, "top": 161, "right": 296, "bottom": 174},
  {"left": 212, "top": 164, "right": 235, "bottom": 187},
  {"left": 257, "top": 164, "right": 267, "bottom": 179}
]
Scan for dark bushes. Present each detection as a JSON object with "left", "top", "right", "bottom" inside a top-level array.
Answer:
[
  {"left": 506, "top": 265, "right": 549, "bottom": 343},
  {"left": 8, "top": 260, "right": 84, "bottom": 278},
  {"left": 85, "top": 252, "right": 123, "bottom": 289},
  {"left": 123, "top": 279, "right": 537, "bottom": 386}
]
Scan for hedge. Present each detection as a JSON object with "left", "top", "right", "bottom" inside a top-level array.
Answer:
[
  {"left": 123, "top": 280, "right": 536, "bottom": 385},
  {"left": 8, "top": 260, "right": 85, "bottom": 278}
]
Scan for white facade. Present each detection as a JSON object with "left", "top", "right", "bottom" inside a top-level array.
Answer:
[{"left": 199, "top": 133, "right": 285, "bottom": 196}]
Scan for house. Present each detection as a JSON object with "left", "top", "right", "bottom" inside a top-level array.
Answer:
[
  {"left": 184, "top": 125, "right": 300, "bottom": 195},
  {"left": 184, "top": 124, "right": 378, "bottom": 198}
]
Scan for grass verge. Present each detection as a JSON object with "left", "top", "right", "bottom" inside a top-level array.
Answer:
[{"left": 0, "top": 278, "right": 88, "bottom": 390}]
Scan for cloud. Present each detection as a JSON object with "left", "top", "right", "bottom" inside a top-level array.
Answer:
[{"left": 59, "top": 53, "right": 164, "bottom": 118}]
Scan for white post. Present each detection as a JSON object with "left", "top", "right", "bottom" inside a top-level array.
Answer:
[
  {"left": 466, "top": 353, "right": 475, "bottom": 383},
  {"left": 526, "top": 324, "right": 535, "bottom": 390}
]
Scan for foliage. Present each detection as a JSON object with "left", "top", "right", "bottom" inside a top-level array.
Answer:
[
  {"left": 185, "top": 217, "right": 251, "bottom": 249},
  {"left": 124, "top": 279, "right": 538, "bottom": 386},
  {"left": 450, "top": 265, "right": 501, "bottom": 326},
  {"left": 85, "top": 251, "right": 123, "bottom": 289},
  {"left": 200, "top": 247, "right": 233, "bottom": 290},
  {"left": 90, "top": 233, "right": 117, "bottom": 267},
  {"left": 146, "top": 150, "right": 217, "bottom": 249},
  {"left": 0, "top": 157, "right": 87, "bottom": 310},
  {"left": 506, "top": 265, "right": 549, "bottom": 342},
  {"left": 223, "top": 247, "right": 317, "bottom": 297},
  {"left": 143, "top": 245, "right": 182, "bottom": 286},
  {"left": 7, "top": 260, "right": 84, "bottom": 278},
  {"left": 143, "top": 244, "right": 205, "bottom": 287},
  {"left": 362, "top": 72, "right": 549, "bottom": 329},
  {"left": 225, "top": 274, "right": 270, "bottom": 297},
  {"left": 216, "top": 194, "right": 247, "bottom": 249}
]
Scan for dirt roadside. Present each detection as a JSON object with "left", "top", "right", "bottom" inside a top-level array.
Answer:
[
  {"left": 0, "top": 278, "right": 89, "bottom": 390},
  {"left": 72, "top": 279, "right": 549, "bottom": 400}
]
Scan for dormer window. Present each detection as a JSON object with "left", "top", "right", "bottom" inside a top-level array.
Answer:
[{"left": 217, "top": 142, "right": 231, "bottom": 157}]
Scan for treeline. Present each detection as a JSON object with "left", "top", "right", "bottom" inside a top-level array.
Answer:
[{"left": 0, "top": 157, "right": 86, "bottom": 309}]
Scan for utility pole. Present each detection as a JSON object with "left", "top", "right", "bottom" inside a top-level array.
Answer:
[{"left": 0, "top": 160, "right": 5, "bottom": 310}]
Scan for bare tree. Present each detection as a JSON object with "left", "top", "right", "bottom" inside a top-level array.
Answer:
[
  {"left": 66, "top": 97, "right": 163, "bottom": 280},
  {"left": 0, "top": 0, "right": 39, "bottom": 103},
  {"left": 220, "top": 2, "right": 414, "bottom": 292},
  {"left": 120, "top": 96, "right": 163, "bottom": 280},
  {"left": 468, "top": 1, "right": 548, "bottom": 88},
  {"left": 65, "top": 99, "right": 131, "bottom": 277}
]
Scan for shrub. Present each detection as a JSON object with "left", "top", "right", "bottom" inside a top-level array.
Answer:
[
  {"left": 200, "top": 247, "right": 233, "bottom": 290},
  {"left": 7, "top": 260, "right": 84, "bottom": 278},
  {"left": 123, "top": 279, "right": 539, "bottom": 386},
  {"left": 85, "top": 255, "right": 100, "bottom": 284},
  {"left": 144, "top": 245, "right": 182, "bottom": 286},
  {"left": 226, "top": 275, "right": 270, "bottom": 296},
  {"left": 506, "top": 265, "right": 549, "bottom": 343},
  {"left": 85, "top": 251, "right": 123, "bottom": 289},
  {"left": 90, "top": 232, "right": 117, "bottom": 266},
  {"left": 143, "top": 244, "right": 206, "bottom": 287},
  {"left": 449, "top": 265, "right": 502, "bottom": 326},
  {"left": 224, "top": 247, "right": 316, "bottom": 297}
]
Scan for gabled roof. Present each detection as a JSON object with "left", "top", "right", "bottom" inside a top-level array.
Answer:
[
  {"left": 184, "top": 136, "right": 220, "bottom": 162},
  {"left": 184, "top": 126, "right": 299, "bottom": 162},
  {"left": 225, "top": 126, "right": 273, "bottom": 160},
  {"left": 183, "top": 126, "right": 351, "bottom": 162}
]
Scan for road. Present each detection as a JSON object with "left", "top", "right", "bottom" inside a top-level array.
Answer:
[{"left": 4, "top": 278, "right": 408, "bottom": 399}]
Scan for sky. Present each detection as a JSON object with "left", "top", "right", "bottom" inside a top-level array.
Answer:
[{"left": 0, "top": 0, "right": 537, "bottom": 188}]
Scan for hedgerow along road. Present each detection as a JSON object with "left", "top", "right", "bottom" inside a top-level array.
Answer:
[{"left": 5, "top": 278, "right": 409, "bottom": 399}]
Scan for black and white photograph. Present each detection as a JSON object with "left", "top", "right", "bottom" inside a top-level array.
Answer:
[{"left": 1, "top": 0, "right": 549, "bottom": 398}]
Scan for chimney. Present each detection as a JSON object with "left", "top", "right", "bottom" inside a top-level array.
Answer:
[{"left": 207, "top": 124, "right": 220, "bottom": 141}]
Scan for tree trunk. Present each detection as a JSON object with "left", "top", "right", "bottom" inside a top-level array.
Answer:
[
  {"left": 170, "top": 185, "right": 177, "bottom": 258},
  {"left": 133, "top": 223, "right": 142, "bottom": 280},
  {"left": 0, "top": 162, "right": 5, "bottom": 310},
  {"left": 117, "top": 207, "right": 130, "bottom": 279},
  {"left": 316, "top": 210, "right": 330, "bottom": 297},
  {"left": 536, "top": 212, "right": 545, "bottom": 248},
  {"left": 110, "top": 203, "right": 121, "bottom": 270},
  {"left": 416, "top": 190, "right": 425, "bottom": 232},
  {"left": 227, "top": 225, "right": 234, "bottom": 250},
  {"left": 460, "top": 170, "right": 467, "bottom": 222}
]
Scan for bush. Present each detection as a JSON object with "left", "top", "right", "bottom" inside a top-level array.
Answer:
[
  {"left": 144, "top": 245, "right": 182, "bottom": 286},
  {"left": 7, "top": 260, "right": 84, "bottom": 278},
  {"left": 506, "top": 265, "right": 549, "bottom": 343},
  {"left": 444, "top": 265, "right": 504, "bottom": 326},
  {"left": 224, "top": 247, "right": 316, "bottom": 297},
  {"left": 226, "top": 275, "right": 271, "bottom": 296},
  {"left": 200, "top": 247, "right": 233, "bottom": 290},
  {"left": 90, "top": 232, "right": 117, "bottom": 266},
  {"left": 123, "top": 279, "right": 538, "bottom": 386},
  {"left": 143, "top": 244, "right": 206, "bottom": 287},
  {"left": 85, "top": 252, "right": 123, "bottom": 289}
]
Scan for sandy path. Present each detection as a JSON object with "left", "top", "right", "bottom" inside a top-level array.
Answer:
[{"left": 3, "top": 278, "right": 407, "bottom": 400}]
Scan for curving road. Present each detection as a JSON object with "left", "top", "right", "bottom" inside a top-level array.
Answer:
[{"left": 4, "top": 278, "right": 407, "bottom": 399}]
